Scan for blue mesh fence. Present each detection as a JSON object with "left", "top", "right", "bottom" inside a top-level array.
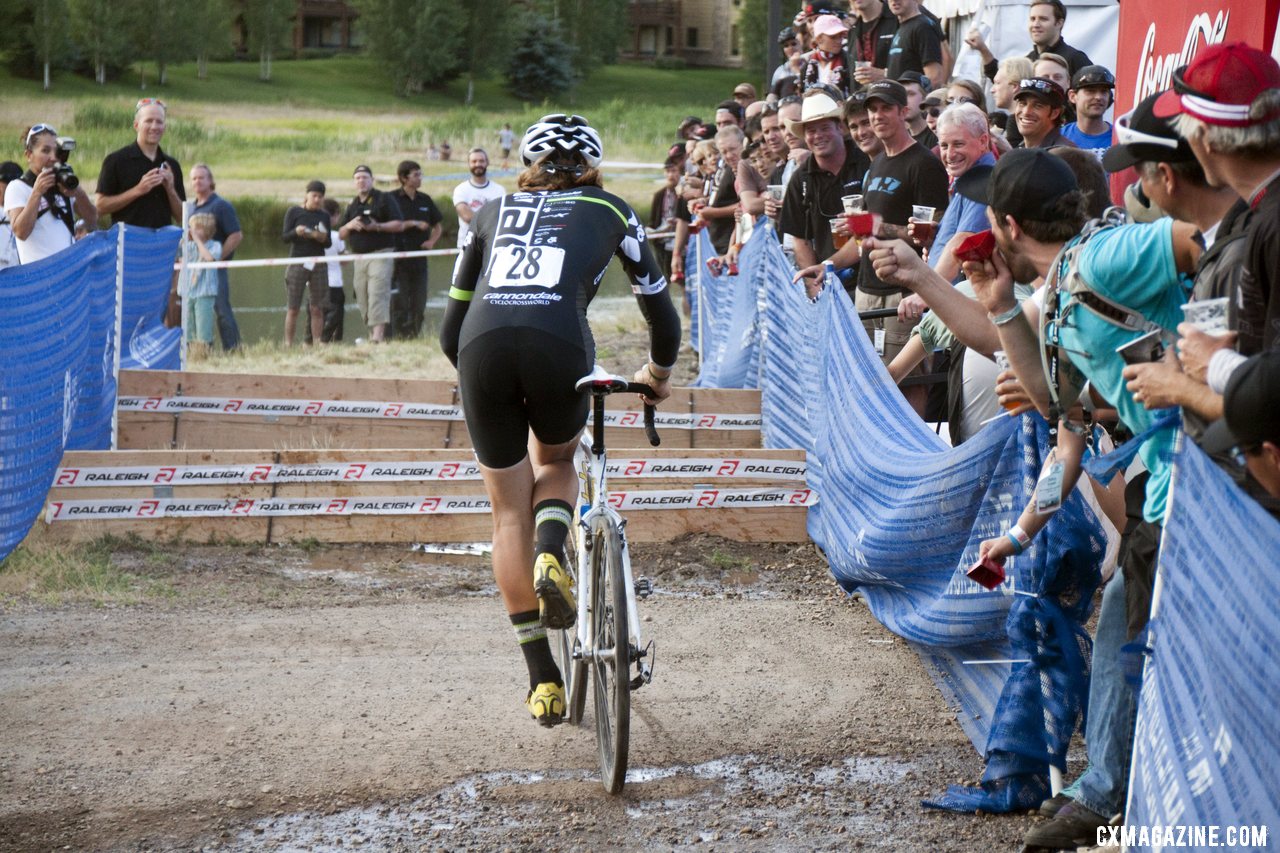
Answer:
[
  {"left": 0, "top": 225, "right": 181, "bottom": 561},
  {"left": 1125, "top": 438, "right": 1280, "bottom": 846}
]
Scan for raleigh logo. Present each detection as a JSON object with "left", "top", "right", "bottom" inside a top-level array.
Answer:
[
  {"left": 56, "top": 469, "right": 80, "bottom": 485},
  {"left": 1133, "top": 11, "right": 1229, "bottom": 104},
  {"left": 624, "top": 460, "right": 647, "bottom": 476},
  {"left": 304, "top": 401, "right": 323, "bottom": 415},
  {"left": 717, "top": 460, "right": 740, "bottom": 476},
  {"left": 343, "top": 464, "right": 366, "bottom": 480},
  {"left": 249, "top": 465, "right": 272, "bottom": 483},
  {"left": 156, "top": 467, "right": 176, "bottom": 484},
  {"left": 224, "top": 399, "right": 243, "bottom": 413}
]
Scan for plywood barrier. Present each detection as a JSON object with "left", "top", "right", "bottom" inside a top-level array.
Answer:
[
  {"left": 43, "top": 448, "right": 810, "bottom": 544},
  {"left": 117, "top": 370, "right": 762, "bottom": 451}
]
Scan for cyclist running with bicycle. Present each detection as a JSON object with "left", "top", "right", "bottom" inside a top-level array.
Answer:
[{"left": 440, "top": 114, "right": 681, "bottom": 727}]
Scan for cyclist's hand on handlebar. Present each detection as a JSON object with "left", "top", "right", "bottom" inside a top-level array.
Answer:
[{"left": 634, "top": 364, "right": 672, "bottom": 405}]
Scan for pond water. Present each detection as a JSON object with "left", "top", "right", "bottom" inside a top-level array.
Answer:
[{"left": 226, "top": 233, "right": 642, "bottom": 346}]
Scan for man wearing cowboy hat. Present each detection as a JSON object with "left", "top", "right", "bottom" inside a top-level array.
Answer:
[{"left": 779, "top": 89, "right": 870, "bottom": 285}]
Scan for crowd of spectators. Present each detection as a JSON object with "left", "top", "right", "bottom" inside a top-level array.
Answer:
[{"left": 657, "top": 1, "right": 1280, "bottom": 847}]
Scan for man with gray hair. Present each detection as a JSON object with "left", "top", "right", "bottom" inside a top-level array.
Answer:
[
  {"left": 1154, "top": 42, "right": 1280, "bottom": 355},
  {"left": 700, "top": 125, "right": 745, "bottom": 255}
]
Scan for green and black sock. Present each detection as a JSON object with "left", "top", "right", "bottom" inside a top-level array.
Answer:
[
  {"left": 510, "top": 609, "right": 561, "bottom": 688},
  {"left": 534, "top": 499, "right": 573, "bottom": 565}
]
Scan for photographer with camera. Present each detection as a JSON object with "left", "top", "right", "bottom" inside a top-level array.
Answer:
[
  {"left": 4, "top": 124, "right": 96, "bottom": 265},
  {"left": 338, "top": 164, "right": 403, "bottom": 344}
]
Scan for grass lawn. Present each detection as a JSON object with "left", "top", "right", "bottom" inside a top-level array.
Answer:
[{"left": 1, "top": 57, "right": 746, "bottom": 224}]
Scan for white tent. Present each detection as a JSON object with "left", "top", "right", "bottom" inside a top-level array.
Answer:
[{"left": 942, "top": 0, "right": 1120, "bottom": 84}]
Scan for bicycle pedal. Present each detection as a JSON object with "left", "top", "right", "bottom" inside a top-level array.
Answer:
[{"left": 634, "top": 577, "right": 653, "bottom": 599}]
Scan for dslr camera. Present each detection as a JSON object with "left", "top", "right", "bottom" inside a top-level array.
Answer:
[
  {"left": 53, "top": 136, "right": 78, "bottom": 191},
  {"left": 359, "top": 207, "right": 374, "bottom": 224}
]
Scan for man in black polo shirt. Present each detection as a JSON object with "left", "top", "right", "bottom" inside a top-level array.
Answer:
[
  {"left": 390, "top": 159, "right": 443, "bottom": 340},
  {"left": 968, "top": 0, "right": 1092, "bottom": 83},
  {"left": 95, "top": 99, "right": 185, "bottom": 228},
  {"left": 338, "top": 165, "right": 403, "bottom": 344},
  {"left": 779, "top": 90, "right": 870, "bottom": 292}
]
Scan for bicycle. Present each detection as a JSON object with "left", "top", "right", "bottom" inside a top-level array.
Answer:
[{"left": 547, "top": 365, "right": 661, "bottom": 794}]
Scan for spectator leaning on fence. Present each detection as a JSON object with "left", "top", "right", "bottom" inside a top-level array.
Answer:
[
  {"left": 95, "top": 99, "right": 185, "bottom": 228},
  {"left": 4, "top": 124, "right": 96, "bottom": 266},
  {"left": 339, "top": 165, "right": 403, "bottom": 345},
  {"left": 1154, "top": 42, "right": 1280, "bottom": 355}
]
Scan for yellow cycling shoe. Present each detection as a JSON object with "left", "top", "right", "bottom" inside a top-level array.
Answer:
[
  {"left": 534, "top": 553, "right": 576, "bottom": 630},
  {"left": 525, "top": 681, "right": 565, "bottom": 727}
]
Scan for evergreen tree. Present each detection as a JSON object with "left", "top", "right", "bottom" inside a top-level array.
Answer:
[
  {"left": 69, "top": 0, "right": 137, "bottom": 84},
  {"left": 505, "top": 12, "right": 573, "bottom": 102},
  {"left": 354, "top": 0, "right": 464, "bottom": 95},
  {"left": 243, "top": 0, "right": 293, "bottom": 82},
  {"left": 540, "top": 0, "right": 627, "bottom": 75}
]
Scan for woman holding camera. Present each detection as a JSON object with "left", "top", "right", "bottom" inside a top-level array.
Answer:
[{"left": 3, "top": 124, "right": 96, "bottom": 265}]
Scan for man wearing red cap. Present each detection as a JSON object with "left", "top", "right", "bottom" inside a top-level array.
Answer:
[{"left": 1155, "top": 42, "right": 1280, "bottom": 354}]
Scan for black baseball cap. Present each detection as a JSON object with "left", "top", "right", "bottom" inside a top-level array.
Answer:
[
  {"left": 954, "top": 148, "right": 1078, "bottom": 221},
  {"left": 1200, "top": 352, "right": 1280, "bottom": 454},
  {"left": 1014, "top": 77, "right": 1066, "bottom": 108},
  {"left": 306, "top": 180, "right": 326, "bottom": 194},
  {"left": 1071, "top": 65, "right": 1115, "bottom": 90},
  {"left": 864, "top": 80, "right": 908, "bottom": 108},
  {"left": 1102, "top": 91, "right": 1198, "bottom": 172},
  {"left": 896, "top": 72, "right": 931, "bottom": 94}
]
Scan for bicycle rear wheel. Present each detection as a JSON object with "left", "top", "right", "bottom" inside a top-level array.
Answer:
[
  {"left": 590, "top": 517, "right": 630, "bottom": 794},
  {"left": 549, "top": 534, "right": 587, "bottom": 725}
]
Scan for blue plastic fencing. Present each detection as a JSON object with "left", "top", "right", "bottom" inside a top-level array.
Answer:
[
  {"left": 693, "top": 224, "right": 780, "bottom": 389},
  {"left": 1126, "top": 438, "right": 1280, "bottom": 847},
  {"left": 0, "top": 225, "right": 180, "bottom": 561},
  {"left": 806, "top": 281, "right": 1105, "bottom": 812}
]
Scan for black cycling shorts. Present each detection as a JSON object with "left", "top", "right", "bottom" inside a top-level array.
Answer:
[{"left": 457, "top": 327, "right": 592, "bottom": 469}]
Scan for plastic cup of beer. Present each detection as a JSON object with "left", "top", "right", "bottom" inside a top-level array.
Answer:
[
  {"left": 1181, "top": 297, "right": 1229, "bottom": 335},
  {"left": 910, "top": 205, "right": 938, "bottom": 244},
  {"left": 830, "top": 217, "right": 851, "bottom": 250},
  {"left": 767, "top": 184, "right": 785, "bottom": 203},
  {"left": 842, "top": 194, "right": 865, "bottom": 214}
]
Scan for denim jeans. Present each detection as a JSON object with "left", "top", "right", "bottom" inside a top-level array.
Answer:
[
  {"left": 1072, "top": 570, "right": 1139, "bottom": 818},
  {"left": 214, "top": 269, "right": 241, "bottom": 351}
]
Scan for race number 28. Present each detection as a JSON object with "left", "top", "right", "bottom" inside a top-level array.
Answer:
[{"left": 490, "top": 245, "right": 565, "bottom": 289}]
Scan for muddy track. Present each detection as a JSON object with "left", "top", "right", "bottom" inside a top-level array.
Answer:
[{"left": 0, "top": 536, "right": 1034, "bottom": 851}]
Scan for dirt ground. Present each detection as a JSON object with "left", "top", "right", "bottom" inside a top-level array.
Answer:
[{"left": 0, "top": 535, "right": 1044, "bottom": 852}]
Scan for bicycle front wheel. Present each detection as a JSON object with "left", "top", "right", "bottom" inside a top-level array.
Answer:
[{"left": 590, "top": 517, "right": 630, "bottom": 794}]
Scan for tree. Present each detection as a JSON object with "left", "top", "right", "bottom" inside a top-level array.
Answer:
[
  {"left": 188, "top": 0, "right": 232, "bottom": 81},
  {"left": 69, "top": 0, "right": 136, "bottom": 85},
  {"left": 541, "top": 0, "right": 627, "bottom": 75},
  {"left": 355, "top": 0, "right": 464, "bottom": 95},
  {"left": 24, "top": 0, "right": 72, "bottom": 90},
  {"left": 137, "top": 0, "right": 193, "bottom": 86},
  {"left": 740, "top": 0, "right": 770, "bottom": 79},
  {"left": 242, "top": 0, "right": 293, "bottom": 82},
  {"left": 458, "top": 0, "right": 511, "bottom": 106},
  {"left": 505, "top": 12, "right": 573, "bottom": 102}
]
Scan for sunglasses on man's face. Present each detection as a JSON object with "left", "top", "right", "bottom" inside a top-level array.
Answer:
[
  {"left": 927, "top": 107, "right": 942, "bottom": 118},
  {"left": 947, "top": 96, "right": 976, "bottom": 105}
]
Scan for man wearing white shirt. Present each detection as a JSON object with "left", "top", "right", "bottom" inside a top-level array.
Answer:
[{"left": 453, "top": 148, "right": 504, "bottom": 249}]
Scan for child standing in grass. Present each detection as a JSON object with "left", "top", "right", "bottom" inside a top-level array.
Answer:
[{"left": 181, "top": 213, "right": 222, "bottom": 359}]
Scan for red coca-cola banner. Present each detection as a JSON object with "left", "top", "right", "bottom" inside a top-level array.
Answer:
[
  {"left": 1109, "top": 0, "right": 1279, "bottom": 204},
  {"left": 1114, "top": 0, "right": 1280, "bottom": 116}
]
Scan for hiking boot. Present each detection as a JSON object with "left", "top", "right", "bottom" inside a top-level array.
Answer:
[
  {"left": 1038, "top": 792, "right": 1074, "bottom": 818},
  {"left": 1023, "top": 802, "right": 1112, "bottom": 850},
  {"left": 534, "top": 553, "right": 576, "bottom": 629},
  {"left": 525, "top": 682, "right": 565, "bottom": 727}
]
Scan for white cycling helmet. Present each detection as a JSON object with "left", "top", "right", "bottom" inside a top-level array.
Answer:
[{"left": 519, "top": 113, "right": 604, "bottom": 169}]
